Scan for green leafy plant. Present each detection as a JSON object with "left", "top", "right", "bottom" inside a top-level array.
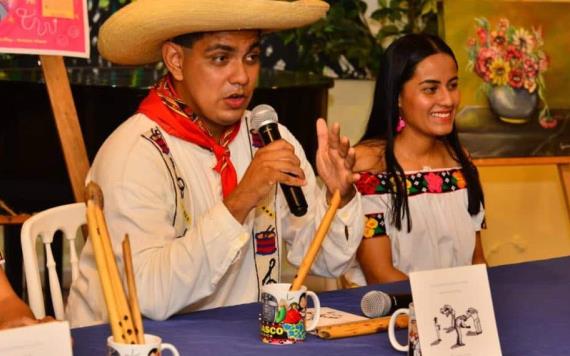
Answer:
[
  {"left": 371, "top": 0, "right": 438, "bottom": 46},
  {"left": 95, "top": 0, "right": 131, "bottom": 11},
  {"left": 280, "top": 0, "right": 382, "bottom": 79},
  {"left": 278, "top": 0, "right": 438, "bottom": 79}
]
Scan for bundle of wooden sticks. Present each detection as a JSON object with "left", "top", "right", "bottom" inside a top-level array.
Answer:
[{"left": 85, "top": 182, "right": 145, "bottom": 344}]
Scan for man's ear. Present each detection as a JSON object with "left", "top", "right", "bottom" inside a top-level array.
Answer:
[{"left": 162, "top": 42, "right": 185, "bottom": 81}]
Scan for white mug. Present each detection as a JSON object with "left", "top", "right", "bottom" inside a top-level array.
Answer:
[
  {"left": 388, "top": 303, "right": 421, "bottom": 355},
  {"left": 259, "top": 282, "right": 321, "bottom": 344},
  {"left": 107, "top": 334, "right": 179, "bottom": 356}
]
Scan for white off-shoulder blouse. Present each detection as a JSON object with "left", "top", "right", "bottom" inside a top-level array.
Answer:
[{"left": 346, "top": 167, "right": 485, "bottom": 286}]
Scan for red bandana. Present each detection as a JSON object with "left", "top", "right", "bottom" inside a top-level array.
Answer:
[{"left": 138, "top": 75, "right": 240, "bottom": 198}]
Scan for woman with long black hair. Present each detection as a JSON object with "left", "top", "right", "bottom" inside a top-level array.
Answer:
[{"left": 347, "top": 33, "right": 486, "bottom": 285}]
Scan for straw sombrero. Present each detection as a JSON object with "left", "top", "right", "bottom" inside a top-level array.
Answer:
[{"left": 98, "top": 0, "right": 329, "bottom": 65}]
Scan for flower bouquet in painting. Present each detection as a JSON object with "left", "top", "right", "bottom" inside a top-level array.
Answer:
[{"left": 467, "top": 17, "right": 556, "bottom": 128}]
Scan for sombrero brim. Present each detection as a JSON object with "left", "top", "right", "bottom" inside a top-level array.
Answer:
[{"left": 98, "top": 0, "right": 329, "bottom": 65}]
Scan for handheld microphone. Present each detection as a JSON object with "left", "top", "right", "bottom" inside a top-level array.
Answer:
[
  {"left": 251, "top": 104, "right": 308, "bottom": 217},
  {"left": 360, "top": 290, "right": 413, "bottom": 318}
]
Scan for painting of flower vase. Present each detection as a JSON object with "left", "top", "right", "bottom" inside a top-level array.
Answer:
[
  {"left": 442, "top": 0, "right": 570, "bottom": 158},
  {"left": 467, "top": 17, "right": 553, "bottom": 127}
]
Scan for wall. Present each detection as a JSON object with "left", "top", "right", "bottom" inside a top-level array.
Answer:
[
  {"left": 327, "top": 79, "right": 570, "bottom": 267},
  {"left": 479, "top": 165, "right": 570, "bottom": 265},
  {"left": 327, "top": 79, "right": 375, "bottom": 144}
]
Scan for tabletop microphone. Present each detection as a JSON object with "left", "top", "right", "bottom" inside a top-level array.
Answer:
[
  {"left": 360, "top": 290, "right": 413, "bottom": 318},
  {"left": 251, "top": 104, "right": 308, "bottom": 217}
]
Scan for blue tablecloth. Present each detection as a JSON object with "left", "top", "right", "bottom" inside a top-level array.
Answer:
[{"left": 72, "top": 256, "right": 570, "bottom": 355}]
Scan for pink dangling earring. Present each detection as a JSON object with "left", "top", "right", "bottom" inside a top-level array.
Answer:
[{"left": 396, "top": 115, "right": 406, "bottom": 133}]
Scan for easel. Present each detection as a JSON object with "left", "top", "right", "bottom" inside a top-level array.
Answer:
[
  {"left": 0, "top": 56, "right": 88, "bottom": 298},
  {"left": 39, "top": 55, "right": 90, "bottom": 202},
  {"left": 0, "top": 55, "right": 89, "bottom": 220},
  {"left": 473, "top": 156, "right": 570, "bottom": 220}
]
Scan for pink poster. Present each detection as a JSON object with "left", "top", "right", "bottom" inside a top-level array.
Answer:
[{"left": 0, "top": 0, "right": 89, "bottom": 58}]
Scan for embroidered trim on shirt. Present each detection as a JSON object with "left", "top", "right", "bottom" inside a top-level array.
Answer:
[
  {"left": 142, "top": 127, "right": 191, "bottom": 236},
  {"left": 356, "top": 168, "right": 467, "bottom": 197},
  {"left": 364, "top": 213, "right": 387, "bottom": 239},
  {"left": 247, "top": 120, "right": 280, "bottom": 299}
]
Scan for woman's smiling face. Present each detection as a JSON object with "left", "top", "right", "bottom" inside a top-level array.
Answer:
[{"left": 398, "top": 53, "right": 460, "bottom": 138}]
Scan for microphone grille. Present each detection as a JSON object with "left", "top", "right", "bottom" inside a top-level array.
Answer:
[
  {"left": 360, "top": 290, "right": 391, "bottom": 318},
  {"left": 251, "top": 104, "right": 278, "bottom": 131}
]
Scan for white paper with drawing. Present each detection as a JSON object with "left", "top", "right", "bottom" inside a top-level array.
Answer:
[{"left": 410, "top": 264, "right": 502, "bottom": 356}]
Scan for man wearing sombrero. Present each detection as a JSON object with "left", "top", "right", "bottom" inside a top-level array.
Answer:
[{"left": 66, "top": 0, "right": 363, "bottom": 327}]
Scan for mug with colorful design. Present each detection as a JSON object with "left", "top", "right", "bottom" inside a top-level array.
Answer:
[{"left": 259, "top": 283, "right": 321, "bottom": 344}]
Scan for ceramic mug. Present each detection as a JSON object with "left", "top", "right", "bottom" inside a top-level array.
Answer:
[
  {"left": 107, "top": 334, "right": 179, "bottom": 356},
  {"left": 259, "top": 282, "right": 321, "bottom": 344},
  {"left": 388, "top": 303, "right": 421, "bottom": 355}
]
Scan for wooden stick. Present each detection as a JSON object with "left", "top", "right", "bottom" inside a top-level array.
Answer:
[
  {"left": 0, "top": 199, "right": 18, "bottom": 215},
  {"left": 85, "top": 182, "right": 137, "bottom": 344},
  {"left": 40, "top": 55, "right": 90, "bottom": 203},
  {"left": 290, "top": 189, "right": 341, "bottom": 291},
  {"left": 0, "top": 214, "right": 30, "bottom": 225},
  {"left": 473, "top": 156, "right": 570, "bottom": 167},
  {"left": 558, "top": 163, "right": 570, "bottom": 221},
  {"left": 316, "top": 314, "right": 409, "bottom": 340},
  {"left": 122, "top": 235, "right": 145, "bottom": 344},
  {"left": 0, "top": 200, "right": 30, "bottom": 224},
  {"left": 85, "top": 201, "right": 122, "bottom": 342}
]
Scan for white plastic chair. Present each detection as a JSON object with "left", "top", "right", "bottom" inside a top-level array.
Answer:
[{"left": 21, "top": 202, "right": 85, "bottom": 320}]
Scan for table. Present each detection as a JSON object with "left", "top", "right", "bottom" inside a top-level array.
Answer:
[{"left": 72, "top": 256, "right": 570, "bottom": 355}]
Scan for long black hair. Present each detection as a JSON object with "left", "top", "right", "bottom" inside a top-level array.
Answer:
[{"left": 360, "top": 33, "right": 484, "bottom": 232}]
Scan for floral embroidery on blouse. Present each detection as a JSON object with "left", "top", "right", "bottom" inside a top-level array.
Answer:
[
  {"left": 364, "top": 213, "right": 386, "bottom": 239},
  {"left": 355, "top": 168, "right": 467, "bottom": 197},
  {"left": 357, "top": 168, "right": 470, "bottom": 239}
]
